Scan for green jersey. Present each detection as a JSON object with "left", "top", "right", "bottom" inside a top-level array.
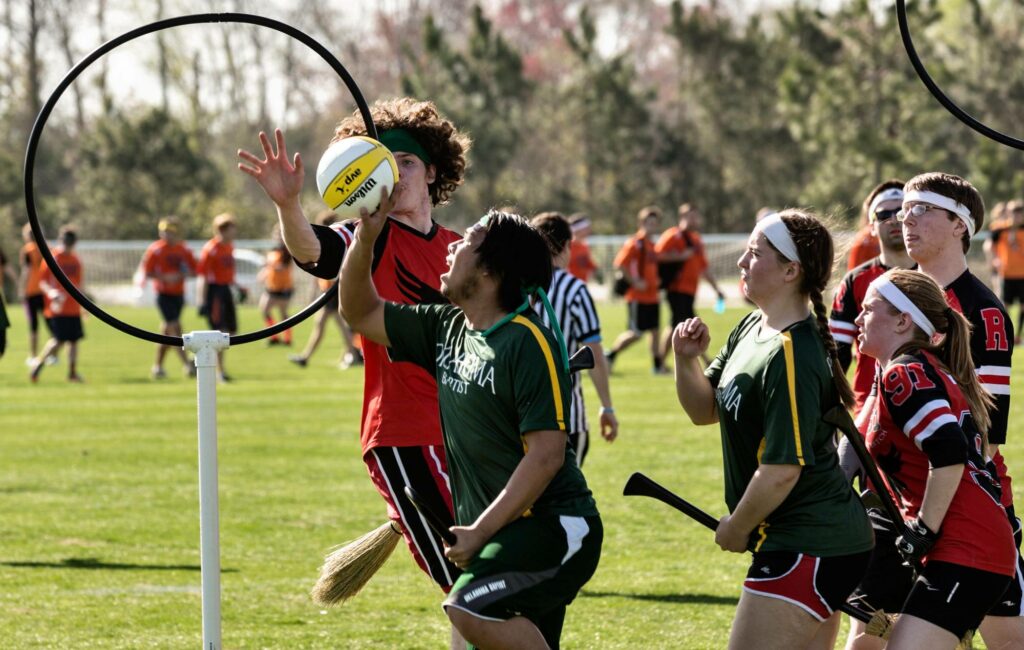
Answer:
[
  {"left": 705, "top": 311, "right": 872, "bottom": 556},
  {"left": 384, "top": 302, "right": 599, "bottom": 525}
]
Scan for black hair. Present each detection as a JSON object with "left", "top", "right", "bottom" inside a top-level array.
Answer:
[
  {"left": 476, "top": 210, "right": 553, "bottom": 312},
  {"left": 530, "top": 211, "right": 572, "bottom": 256}
]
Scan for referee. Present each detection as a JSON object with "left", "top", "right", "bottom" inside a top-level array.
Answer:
[{"left": 531, "top": 211, "right": 618, "bottom": 465}]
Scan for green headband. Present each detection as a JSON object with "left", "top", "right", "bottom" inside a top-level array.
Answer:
[{"left": 379, "top": 129, "right": 432, "bottom": 165}]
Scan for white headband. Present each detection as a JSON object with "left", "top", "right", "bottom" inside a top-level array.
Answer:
[
  {"left": 755, "top": 213, "right": 800, "bottom": 263},
  {"left": 869, "top": 275, "right": 936, "bottom": 338},
  {"left": 868, "top": 188, "right": 904, "bottom": 218},
  {"left": 570, "top": 217, "right": 591, "bottom": 232},
  {"left": 903, "top": 189, "right": 976, "bottom": 237}
]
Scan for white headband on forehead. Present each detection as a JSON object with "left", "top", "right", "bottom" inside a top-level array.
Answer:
[
  {"left": 868, "top": 188, "right": 904, "bottom": 218},
  {"left": 903, "top": 189, "right": 976, "bottom": 237},
  {"left": 869, "top": 275, "right": 936, "bottom": 338},
  {"left": 570, "top": 217, "right": 591, "bottom": 232},
  {"left": 755, "top": 213, "right": 800, "bottom": 263}
]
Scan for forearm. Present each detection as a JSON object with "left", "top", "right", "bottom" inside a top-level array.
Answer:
[
  {"left": 703, "top": 269, "right": 722, "bottom": 293},
  {"left": 276, "top": 200, "right": 320, "bottom": 264},
  {"left": 338, "top": 227, "right": 386, "bottom": 342},
  {"left": 471, "top": 441, "right": 563, "bottom": 538},
  {"left": 674, "top": 354, "right": 717, "bottom": 424},
  {"left": 585, "top": 342, "right": 613, "bottom": 409},
  {"left": 728, "top": 464, "right": 801, "bottom": 534},
  {"left": 918, "top": 464, "right": 963, "bottom": 532}
]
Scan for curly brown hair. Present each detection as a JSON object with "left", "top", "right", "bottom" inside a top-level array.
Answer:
[{"left": 332, "top": 98, "right": 471, "bottom": 207}]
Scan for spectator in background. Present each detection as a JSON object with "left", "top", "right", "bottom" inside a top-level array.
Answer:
[
  {"left": 0, "top": 244, "right": 16, "bottom": 359},
  {"left": 197, "top": 212, "right": 241, "bottom": 382},
  {"left": 989, "top": 200, "right": 1024, "bottom": 345},
  {"left": 984, "top": 200, "right": 1008, "bottom": 288},
  {"left": 288, "top": 211, "right": 363, "bottom": 369},
  {"left": 656, "top": 203, "right": 725, "bottom": 366},
  {"left": 19, "top": 222, "right": 47, "bottom": 364},
  {"left": 846, "top": 205, "right": 881, "bottom": 270},
  {"left": 606, "top": 206, "right": 666, "bottom": 374},
  {"left": 141, "top": 216, "right": 197, "bottom": 379},
  {"left": 31, "top": 225, "right": 85, "bottom": 383},
  {"left": 259, "top": 228, "right": 294, "bottom": 347},
  {"left": 567, "top": 213, "right": 599, "bottom": 283}
]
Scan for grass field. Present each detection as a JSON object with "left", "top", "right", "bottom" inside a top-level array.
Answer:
[{"left": 2, "top": 300, "right": 1021, "bottom": 649}]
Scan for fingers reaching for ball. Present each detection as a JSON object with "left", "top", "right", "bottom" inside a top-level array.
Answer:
[{"left": 237, "top": 128, "right": 305, "bottom": 207}]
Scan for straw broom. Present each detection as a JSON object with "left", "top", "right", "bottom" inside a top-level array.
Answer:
[
  {"left": 865, "top": 610, "right": 972, "bottom": 649},
  {"left": 311, "top": 521, "right": 402, "bottom": 606}
]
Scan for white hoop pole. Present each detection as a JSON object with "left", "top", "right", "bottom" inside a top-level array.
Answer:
[{"left": 183, "top": 330, "right": 230, "bottom": 650}]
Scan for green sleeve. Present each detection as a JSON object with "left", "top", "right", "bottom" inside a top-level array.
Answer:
[
  {"left": 383, "top": 302, "right": 453, "bottom": 374},
  {"left": 759, "top": 340, "right": 822, "bottom": 467},
  {"left": 511, "top": 318, "right": 572, "bottom": 434},
  {"left": 705, "top": 311, "right": 758, "bottom": 388}
]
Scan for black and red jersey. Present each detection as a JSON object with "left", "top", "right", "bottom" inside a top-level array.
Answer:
[
  {"left": 302, "top": 218, "right": 460, "bottom": 454},
  {"left": 944, "top": 270, "right": 1014, "bottom": 508},
  {"left": 864, "top": 349, "right": 1015, "bottom": 576},
  {"left": 829, "top": 257, "right": 890, "bottom": 414}
]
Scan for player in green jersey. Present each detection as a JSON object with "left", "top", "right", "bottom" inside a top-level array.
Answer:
[
  {"left": 340, "top": 192, "right": 601, "bottom": 650},
  {"left": 673, "top": 210, "right": 873, "bottom": 650}
]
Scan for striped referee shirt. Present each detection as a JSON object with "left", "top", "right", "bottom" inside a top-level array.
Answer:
[{"left": 535, "top": 268, "right": 602, "bottom": 434}]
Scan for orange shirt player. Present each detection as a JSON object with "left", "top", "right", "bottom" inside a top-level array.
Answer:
[
  {"left": 567, "top": 213, "right": 599, "bottom": 282},
  {"left": 142, "top": 216, "right": 197, "bottom": 378},
  {"left": 31, "top": 225, "right": 85, "bottom": 383},
  {"left": 196, "top": 212, "right": 240, "bottom": 382}
]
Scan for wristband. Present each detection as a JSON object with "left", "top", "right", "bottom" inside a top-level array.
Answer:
[{"left": 600, "top": 407, "right": 615, "bottom": 415}]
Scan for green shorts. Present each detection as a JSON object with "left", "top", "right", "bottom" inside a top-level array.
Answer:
[{"left": 443, "top": 514, "right": 602, "bottom": 648}]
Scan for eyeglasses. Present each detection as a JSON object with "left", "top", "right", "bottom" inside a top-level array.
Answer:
[
  {"left": 896, "top": 203, "right": 938, "bottom": 223},
  {"left": 873, "top": 208, "right": 900, "bottom": 223}
]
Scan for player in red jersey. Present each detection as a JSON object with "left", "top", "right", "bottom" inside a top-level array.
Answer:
[
  {"left": 238, "top": 98, "right": 470, "bottom": 648},
  {"left": 854, "top": 269, "right": 1015, "bottom": 648},
  {"left": 142, "top": 216, "right": 197, "bottom": 378},
  {"left": 829, "top": 181, "right": 915, "bottom": 414},
  {"left": 898, "top": 172, "right": 1022, "bottom": 648}
]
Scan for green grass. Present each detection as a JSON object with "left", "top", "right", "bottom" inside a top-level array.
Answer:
[{"left": 1, "top": 301, "right": 1021, "bottom": 648}]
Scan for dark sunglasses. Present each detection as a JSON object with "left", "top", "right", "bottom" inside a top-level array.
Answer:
[{"left": 873, "top": 208, "right": 900, "bottom": 223}]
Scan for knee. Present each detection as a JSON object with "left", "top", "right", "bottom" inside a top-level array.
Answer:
[{"left": 446, "top": 608, "right": 480, "bottom": 643}]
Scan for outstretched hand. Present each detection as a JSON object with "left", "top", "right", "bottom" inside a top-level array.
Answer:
[
  {"left": 237, "top": 129, "right": 304, "bottom": 207},
  {"left": 672, "top": 317, "right": 711, "bottom": 359},
  {"left": 354, "top": 186, "right": 401, "bottom": 243}
]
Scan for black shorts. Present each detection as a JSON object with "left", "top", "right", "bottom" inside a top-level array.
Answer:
[
  {"left": 987, "top": 513, "right": 1024, "bottom": 617},
  {"left": 205, "top": 284, "right": 237, "bottom": 333},
  {"left": 627, "top": 302, "right": 660, "bottom": 332},
  {"left": 1002, "top": 278, "right": 1024, "bottom": 305},
  {"left": 156, "top": 293, "right": 184, "bottom": 323},
  {"left": 903, "top": 561, "right": 1011, "bottom": 639},
  {"left": 744, "top": 549, "right": 870, "bottom": 621},
  {"left": 846, "top": 526, "right": 916, "bottom": 615},
  {"left": 0, "top": 325, "right": 7, "bottom": 357},
  {"left": 666, "top": 291, "right": 696, "bottom": 326},
  {"left": 24, "top": 294, "right": 44, "bottom": 332},
  {"left": 49, "top": 316, "right": 83, "bottom": 342},
  {"left": 266, "top": 289, "right": 293, "bottom": 300}
]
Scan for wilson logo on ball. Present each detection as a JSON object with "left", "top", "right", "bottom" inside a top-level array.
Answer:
[{"left": 316, "top": 136, "right": 399, "bottom": 218}]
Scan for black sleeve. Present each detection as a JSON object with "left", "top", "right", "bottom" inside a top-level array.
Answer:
[
  {"left": 968, "top": 305, "right": 1013, "bottom": 445},
  {"left": 828, "top": 272, "right": 858, "bottom": 372},
  {"left": 296, "top": 223, "right": 352, "bottom": 280}
]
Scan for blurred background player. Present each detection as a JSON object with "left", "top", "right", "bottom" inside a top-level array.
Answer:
[
  {"left": 989, "top": 199, "right": 1024, "bottom": 345},
  {"left": 532, "top": 211, "right": 618, "bottom": 465},
  {"left": 31, "top": 225, "right": 85, "bottom": 383},
  {"left": 238, "top": 97, "right": 470, "bottom": 648},
  {"left": 19, "top": 222, "right": 48, "bottom": 365},
  {"left": 288, "top": 211, "right": 362, "bottom": 369},
  {"left": 847, "top": 204, "right": 881, "bottom": 270},
  {"left": 0, "top": 242, "right": 15, "bottom": 359},
  {"left": 655, "top": 202, "right": 725, "bottom": 367},
  {"left": 567, "top": 213, "right": 598, "bottom": 282},
  {"left": 828, "top": 181, "right": 914, "bottom": 414},
  {"left": 141, "top": 216, "right": 197, "bottom": 379},
  {"left": 606, "top": 206, "right": 666, "bottom": 374},
  {"left": 196, "top": 212, "right": 241, "bottom": 382},
  {"left": 259, "top": 228, "right": 294, "bottom": 347}
]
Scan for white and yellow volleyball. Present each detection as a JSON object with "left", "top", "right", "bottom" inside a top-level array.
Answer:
[{"left": 316, "top": 136, "right": 399, "bottom": 219}]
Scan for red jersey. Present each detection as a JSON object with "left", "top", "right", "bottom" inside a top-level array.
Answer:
[
  {"left": 39, "top": 248, "right": 83, "bottom": 318},
  {"left": 142, "top": 240, "right": 196, "bottom": 296},
  {"left": 197, "top": 238, "right": 235, "bottom": 285},
  {"left": 829, "top": 257, "right": 891, "bottom": 414},
  {"left": 863, "top": 350, "right": 1015, "bottom": 576},
  {"left": 655, "top": 227, "right": 708, "bottom": 295},
  {"left": 613, "top": 231, "right": 659, "bottom": 304},
  {"left": 944, "top": 270, "right": 1014, "bottom": 508},
  {"left": 307, "top": 218, "right": 461, "bottom": 453},
  {"left": 847, "top": 226, "right": 880, "bottom": 270},
  {"left": 20, "top": 241, "right": 44, "bottom": 297},
  {"left": 567, "top": 239, "right": 597, "bottom": 283}
]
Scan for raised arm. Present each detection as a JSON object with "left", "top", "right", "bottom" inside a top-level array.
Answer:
[
  {"left": 672, "top": 317, "right": 718, "bottom": 424},
  {"left": 338, "top": 188, "right": 398, "bottom": 347}
]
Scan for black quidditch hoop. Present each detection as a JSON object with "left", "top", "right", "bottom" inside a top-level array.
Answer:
[
  {"left": 897, "top": 0, "right": 1024, "bottom": 151},
  {"left": 24, "top": 12, "right": 376, "bottom": 346}
]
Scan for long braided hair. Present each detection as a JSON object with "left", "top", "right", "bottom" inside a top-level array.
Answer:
[{"left": 770, "top": 210, "right": 855, "bottom": 409}]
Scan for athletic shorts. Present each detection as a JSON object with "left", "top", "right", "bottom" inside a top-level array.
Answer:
[
  {"left": 988, "top": 513, "right": 1024, "bottom": 617},
  {"left": 568, "top": 431, "right": 589, "bottom": 467},
  {"left": 743, "top": 550, "right": 871, "bottom": 621},
  {"left": 204, "top": 284, "right": 236, "bottom": 333},
  {"left": 846, "top": 526, "right": 916, "bottom": 616},
  {"left": 49, "top": 316, "right": 83, "bottom": 342},
  {"left": 365, "top": 445, "right": 460, "bottom": 591},
  {"left": 157, "top": 293, "right": 184, "bottom": 323},
  {"left": 443, "top": 514, "right": 603, "bottom": 650},
  {"left": 627, "top": 301, "right": 659, "bottom": 332},
  {"left": 0, "top": 325, "right": 7, "bottom": 357},
  {"left": 266, "top": 289, "right": 293, "bottom": 300},
  {"left": 1002, "top": 278, "right": 1024, "bottom": 305},
  {"left": 666, "top": 291, "right": 696, "bottom": 326},
  {"left": 903, "top": 561, "right": 1011, "bottom": 639},
  {"left": 23, "top": 294, "right": 44, "bottom": 332}
]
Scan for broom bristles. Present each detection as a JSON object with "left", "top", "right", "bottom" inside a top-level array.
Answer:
[
  {"left": 863, "top": 610, "right": 972, "bottom": 649},
  {"left": 311, "top": 521, "right": 401, "bottom": 606}
]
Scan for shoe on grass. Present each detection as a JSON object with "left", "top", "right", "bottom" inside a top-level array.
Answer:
[{"left": 288, "top": 355, "right": 308, "bottom": 368}]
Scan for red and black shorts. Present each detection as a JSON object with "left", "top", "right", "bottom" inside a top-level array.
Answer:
[
  {"left": 365, "top": 445, "right": 460, "bottom": 591},
  {"left": 743, "top": 550, "right": 870, "bottom": 621},
  {"left": 902, "top": 560, "right": 1012, "bottom": 639},
  {"left": 204, "top": 284, "right": 237, "bottom": 333}
]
